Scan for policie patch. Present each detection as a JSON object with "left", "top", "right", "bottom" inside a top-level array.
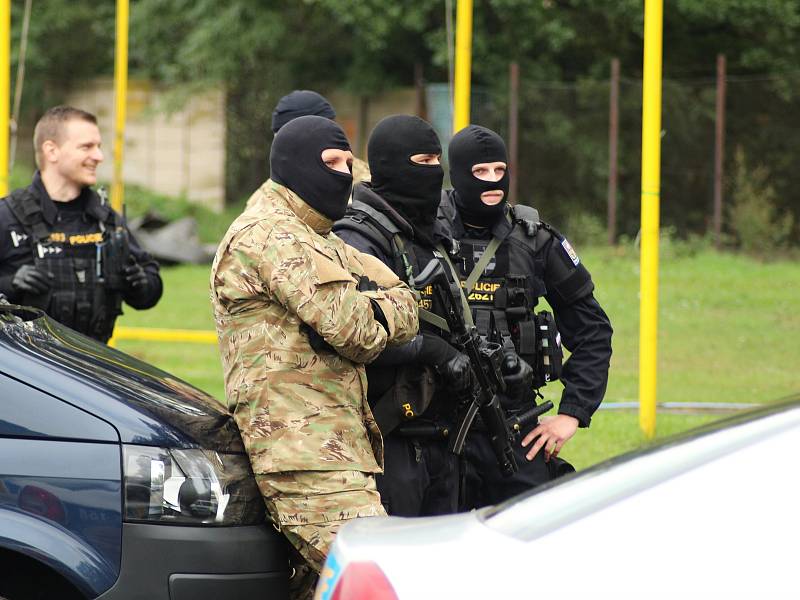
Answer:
[{"left": 561, "top": 238, "right": 580, "bottom": 266}]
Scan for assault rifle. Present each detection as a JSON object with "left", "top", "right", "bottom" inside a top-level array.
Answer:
[{"left": 415, "top": 259, "right": 552, "bottom": 477}]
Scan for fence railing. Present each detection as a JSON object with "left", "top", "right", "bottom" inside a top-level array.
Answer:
[{"left": 109, "top": 326, "right": 217, "bottom": 347}]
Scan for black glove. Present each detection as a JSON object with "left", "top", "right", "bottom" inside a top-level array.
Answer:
[
  {"left": 501, "top": 350, "right": 534, "bottom": 403},
  {"left": 437, "top": 353, "right": 472, "bottom": 394},
  {"left": 12, "top": 264, "right": 53, "bottom": 295},
  {"left": 369, "top": 299, "right": 389, "bottom": 333},
  {"left": 357, "top": 275, "right": 379, "bottom": 292},
  {"left": 300, "top": 323, "right": 337, "bottom": 354},
  {"left": 123, "top": 258, "right": 149, "bottom": 291}
]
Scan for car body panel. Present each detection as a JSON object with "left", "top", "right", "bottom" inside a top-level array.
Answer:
[
  {"left": 322, "top": 399, "right": 800, "bottom": 599},
  {"left": 0, "top": 305, "right": 288, "bottom": 599},
  {"left": 0, "top": 306, "right": 242, "bottom": 451},
  {"left": 0, "top": 371, "right": 118, "bottom": 441},
  {"left": 0, "top": 439, "right": 121, "bottom": 598}
]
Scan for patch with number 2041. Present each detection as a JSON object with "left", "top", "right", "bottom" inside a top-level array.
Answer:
[{"left": 561, "top": 238, "right": 580, "bottom": 266}]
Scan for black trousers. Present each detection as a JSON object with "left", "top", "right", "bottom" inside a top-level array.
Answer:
[
  {"left": 376, "top": 432, "right": 459, "bottom": 517},
  {"left": 459, "top": 425, "right": 575, "bottom": 510}
]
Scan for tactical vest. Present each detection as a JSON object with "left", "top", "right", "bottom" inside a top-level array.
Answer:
[
  {"left": 7, "top": 188, "right": 126, "bottom": 342},
  {"left": 334, "top": 200, "right": 448, "bottom": 433},
  {"left": 448, "top": 205, "right": 550, "bottom": 369},
  {"left": 334, "top": 200, "right": 446, "bottom": 313}
]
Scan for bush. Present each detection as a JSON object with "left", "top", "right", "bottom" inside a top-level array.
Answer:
[
  {"left": 727, "top": 147, "right": 794, "bottom": 257},
  {"left": 564, "top": 211, "right": 608, "bottom": 247}
]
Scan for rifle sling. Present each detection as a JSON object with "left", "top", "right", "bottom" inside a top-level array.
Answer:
[{"left": 434, "top": 236, "right": 503, "bottom": 330}]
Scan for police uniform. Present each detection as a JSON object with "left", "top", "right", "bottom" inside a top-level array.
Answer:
[
  {"left": 441, "top": 191, "right": 613, "bottom": 507},
  {"left": 210, "top": 117, "right": 419, "bottom": 600},
  {"left": 335, "top": 183, "right": 462, "bottom": 517},
  {"left": 333, "top": 115, "right": 468, "bottom": 518},
  {"left": 0, "top": 172, "right": 162, "bottom": 342},
  {"left": 443, "top": 124, "right": 612, "bottom": 510}
]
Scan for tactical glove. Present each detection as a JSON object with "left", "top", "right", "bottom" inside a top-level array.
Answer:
[
  {"left": 501, "top": 350, "right": 534, "bottom": 403},
  {"left": 123, "top": 258, "right": 149, "bottom": 290},
  {"left": 300, "top": 323, "right": 337, "bottom": 354},
  {"left": 357, "top": 275, "right": 380, "bottom": 292},
  {"left": 369, "top": 299, "right": 389, "bottom": 332},
  {"left": 437, "top": 353, "right": 472, "bottom": 394},
  {"left": 12, "top": 264, "right": 53, "bottom": 295}
]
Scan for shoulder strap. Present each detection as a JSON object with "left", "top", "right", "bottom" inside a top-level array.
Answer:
[
  {"left": 511, "top": 204, "right": 540, "bottom": 237},
  {"left": 350, "top": 200, "right": 402, "bottom": 235},
  {"left": 434, "top": 242, "right": 474, "bottom": 328},
  {"left": 464, "top": 236, "right": 503, "bottom": 297},
  {"left": 7, "top": 189, "right": 51, "bottom": 241}
]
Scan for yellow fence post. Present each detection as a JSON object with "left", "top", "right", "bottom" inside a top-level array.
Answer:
[
  {"left": 111, "top": 0, "right": 129, "bottom": 213},
  {"left": 639, "top": 0, "right": 664, "bottom": 438},
  {"left": 0, "top": 0, "right": 10, "bottom": 197},
  {"left": 453, "top": 0, "right": 473, "bottom": 134}
]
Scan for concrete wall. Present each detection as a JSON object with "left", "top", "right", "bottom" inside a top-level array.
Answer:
[{"left": 66, "top": 79, "right": 226, "bottom": 212}]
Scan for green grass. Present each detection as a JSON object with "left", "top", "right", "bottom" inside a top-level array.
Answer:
[{"left": 114, "top": 244, "right": 800, "bottom": 470}]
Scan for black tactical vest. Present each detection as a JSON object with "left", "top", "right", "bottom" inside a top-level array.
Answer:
[
  {"left": 7, "top": 189, "right": 125, "bottom": 342},
  {"left": 448, "top": 205, "right": 550, "bottom": 367},
  {"left": 334, "top": 199, "right": 444, "bottom": 322}
]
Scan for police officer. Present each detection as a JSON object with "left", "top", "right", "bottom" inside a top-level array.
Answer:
[
  {"left": 334, "top": 115, "right": 472, "bottom": 516},
  {"left": 246, "top": 90, "right": 369, "bottom": 215},
  {"left": 210, "top": 115, "right": 418, "bottom": 600},
  {"left": 0, "top": 106, "right": 162, "bottom": 343},
  {"left": 441, "top": 124, "right": 613, "bottom": 509}
]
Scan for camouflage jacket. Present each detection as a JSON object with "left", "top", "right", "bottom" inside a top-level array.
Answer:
[{"left": 210, "top": 180, "right": 418, "bottom": 474}]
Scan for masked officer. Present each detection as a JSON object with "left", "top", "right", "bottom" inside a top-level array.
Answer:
[
  {"left": 246, "top": 90, "right": 369, "bottom": 214},
  {"left": 271, "top": 90, "right": 370, "bottom": 184},
  {"left": 210, "top": 115, "right": 418, "bottom": 600},
  {"left": 0, "top": 106, "right": 162, "bottom": 343},
  {"left": 441, "top": 124, "right": 613, "bottom": 509},
  {"left": 333, "top": 115, "right": 473, "bottom": 516}
]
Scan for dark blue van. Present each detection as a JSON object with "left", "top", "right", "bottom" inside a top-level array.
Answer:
[{"left": 0, "top": 304, "right": 288, "bottom": 599}]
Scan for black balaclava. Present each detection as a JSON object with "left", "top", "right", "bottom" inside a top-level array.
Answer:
[
  {"left": 270, "top": 115, "right": 353, "bottom": 221},
  {"left": 368, "top": 115, "right": 444, "bottom": 244},
  {"left": 271, "top": 90, "right": 336, "bottom": 133},
  {"left": 448, "top": 124, "right": 510, "bottom": 226}
]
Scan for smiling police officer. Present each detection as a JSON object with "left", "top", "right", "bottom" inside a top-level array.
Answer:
[
  {"left": 0, "top": 106, "right": 162, "bottom": 342},
  {"left": 441, "top": 124, "right": 613, "bottom": 509}
]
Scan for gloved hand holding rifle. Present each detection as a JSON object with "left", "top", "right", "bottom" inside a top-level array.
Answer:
[{"left": 414, "top": 258, "right": 553, "bottom": 477}]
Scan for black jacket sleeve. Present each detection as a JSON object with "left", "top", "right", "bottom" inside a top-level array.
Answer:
[
  {"left": 543, "top": 236, "right": 613, "bottom": 427},
  {"left": 121, "top": 226, "right": 163, "bottom": 309},
  {"left": 0, "top": 201, "right": 30, "bottom": 303},
  {"left": 552, "top": 294, "right": 612, "bottom": 427}
]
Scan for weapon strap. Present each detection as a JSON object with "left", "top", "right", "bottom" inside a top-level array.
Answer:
[
  {"left": 433, "top": 234, "right": 502, "bottom": 330},
  {"left": 434, "top": 243, "right": 473, "bottom": 328},
  {"left": 465, "top": 236, "right": 503, "bottom": 298}
]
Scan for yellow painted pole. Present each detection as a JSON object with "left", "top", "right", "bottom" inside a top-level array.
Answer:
[
  {"left": 111, "top": 0, "right": 129, "bottom": 213},
  {"left": 453, "top": 0, "right": 473, "bottom": 133},
  {"left": 0, "top": 0, "right": 10, "bottom": 197},
  {"left": 639, "top": 0, "right": 664, "bottom": 438}
]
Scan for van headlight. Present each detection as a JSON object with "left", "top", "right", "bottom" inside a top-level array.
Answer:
[{"left": 123, "top": 445, "right": 265, "bottom": 525}]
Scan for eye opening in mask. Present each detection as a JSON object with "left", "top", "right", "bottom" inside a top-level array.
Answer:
[
  {"left": 408, "top": 152, "right": 442, "bottom": 166},
  {"left": 320, "top": 147, "right": 355, "bottom": 175},
  {"left": 471, "top": 161, "right": 507, "bottom": 182}
]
